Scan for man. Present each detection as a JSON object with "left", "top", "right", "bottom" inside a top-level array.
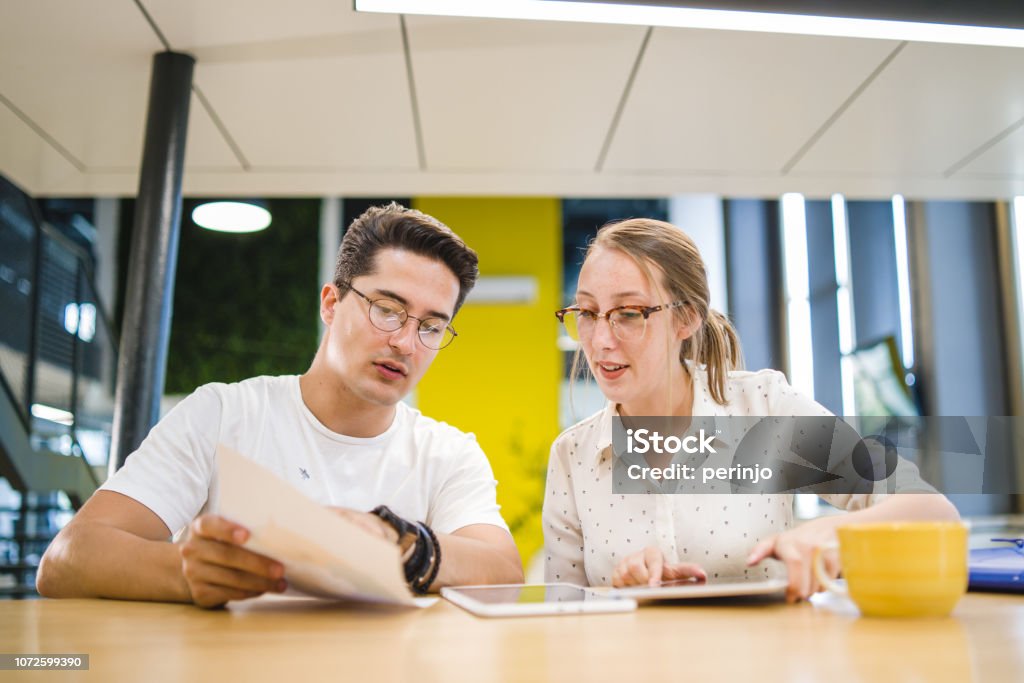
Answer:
[{"left": 37, "top": 203, "right": 523, "bottom": 607}]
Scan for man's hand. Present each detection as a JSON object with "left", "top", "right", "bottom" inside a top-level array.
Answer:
[
  {"left": 746, "top": 521, "right": 840, "bottom": 603},
  {"left": 179, "top": 514, "right": 287, "bottom": 609},
  {"left": 611, "top": 546, "right": 707, "bottom": 587}
]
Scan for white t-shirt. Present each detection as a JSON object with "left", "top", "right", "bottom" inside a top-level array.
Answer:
[
  {"left": 102, "top": 375, "right": 509, "bottom": 537},
  {"left": 543, "top": 368, "right": 936, "bottom": 586}
]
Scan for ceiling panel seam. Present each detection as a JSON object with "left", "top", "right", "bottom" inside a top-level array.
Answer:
[
  {"left": 400, "top": 15, "right": 427, "bottom": 171},
  {"left": 780, "top": 40, "right": 906, "bottom": 175},
  {"left": 595, "top": 26, "right": 653, "bottom": 173},
  {"left": 191, "top": 85, "right": 252, "bottom": 171},
  {"left": 943, "top": 115, "right": 1024, "bottom": 178},
  {"left": 0, "top": 91, "right": 86, "bottom": 173},
  {"left": 134, "top": 0, "right": 251, "bottom": 171},
  {"left": 132, "top": 0, "right": 172, "bottom": 51}
]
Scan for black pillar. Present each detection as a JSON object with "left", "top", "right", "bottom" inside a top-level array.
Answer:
[{"left": 109, "top": 51, "right": 194, "bottom": 474}]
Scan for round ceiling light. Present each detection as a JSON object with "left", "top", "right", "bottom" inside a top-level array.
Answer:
[{"left": 192, "top": 201, "right": 271, "bottom": 233}]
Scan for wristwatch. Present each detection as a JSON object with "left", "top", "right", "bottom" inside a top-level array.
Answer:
[{"left": 370, "top": 505, "right": 419, "bottom": 563}]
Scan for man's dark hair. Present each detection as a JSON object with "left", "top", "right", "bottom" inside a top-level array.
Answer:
[{"left": 333, "top": 202, "right": 479, "bottom": 314}]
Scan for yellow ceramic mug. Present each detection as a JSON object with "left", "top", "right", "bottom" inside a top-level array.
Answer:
[{"left": 812, "top": 521, "right": 969, "bottom": 617}]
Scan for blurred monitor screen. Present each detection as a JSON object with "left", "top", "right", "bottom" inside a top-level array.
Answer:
[{"left": 849, "top": 336, "right": 918, "bottom": 417}]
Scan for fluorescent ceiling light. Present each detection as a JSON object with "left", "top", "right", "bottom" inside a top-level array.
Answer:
[
  {"left": 556, "top": 335, "right": 580, "bottom": 352},
  {"left": 355, "top": 0, "right": 1024, "bottom": 48},
  {"left": 32, "top": 403, "right": 74, "bottom": 426},
  {"left": 192, "top": 201, "right": 271, "bottom": 234},
  {"left": 464, "top": 276, "right": 538, "bottom": 304},
  {"left": 780, "top": 192, "right": 815, "bottom": 400},
  {"left": 63, "top": 302, "right": 96, "bottom": 342},
  {"left": 831, "top": 194, "right": 856, "bottom": 416},
  {"left": 891, "top": 195, "right": 914, "bottom": 370}
]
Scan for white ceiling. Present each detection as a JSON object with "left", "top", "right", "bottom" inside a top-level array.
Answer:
[{"left": 1, "top": 0, "right": 1023, "bottom": 199}]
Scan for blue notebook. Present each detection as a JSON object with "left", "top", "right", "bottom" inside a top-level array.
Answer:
[{"left": 968, "top": 538, "right": 1024, "bottom": 593}]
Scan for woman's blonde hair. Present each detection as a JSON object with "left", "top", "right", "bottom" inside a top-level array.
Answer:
[{"left": 573, "top": 217, "right": 743, "bottom": 406}]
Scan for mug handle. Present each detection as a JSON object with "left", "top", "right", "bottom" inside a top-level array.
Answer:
[{"left": 812, "top": 541, "right": 846, "bottom": 596}]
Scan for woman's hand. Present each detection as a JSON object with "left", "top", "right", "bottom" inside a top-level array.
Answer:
[
  {"left": 745, "top": 520, "right": 840, "bottom": 603},
  {"left": 611, "top": 546, "right": 707, "bottom": 587}
]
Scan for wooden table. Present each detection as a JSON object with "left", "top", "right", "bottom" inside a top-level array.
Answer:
[{"left": 1, "top": 592, "right": 1022, "bottom": 682}]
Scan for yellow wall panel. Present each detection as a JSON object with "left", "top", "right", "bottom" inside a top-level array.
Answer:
[{"left": 413, "top": 197, "right": 561, "bottom": 567}]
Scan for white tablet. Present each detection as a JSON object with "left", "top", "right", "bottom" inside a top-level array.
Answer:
[
  {"left": 609, "top": 576, "right": 788, "bottom": 601},
  {"left": 441, "top": 583, "right": 637, "bottom": 618}
]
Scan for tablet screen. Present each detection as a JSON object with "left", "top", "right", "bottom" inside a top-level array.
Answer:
[
  {"left": 610, "top": 575, "right": 788, "bottom": 600},
  {"left": 445, "top": 584, "right": 591, "bottom": 605}
]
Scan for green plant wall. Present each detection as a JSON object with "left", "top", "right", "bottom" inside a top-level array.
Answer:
[{"left": 118, "top": 198, "right": 320, "bottom": 394}]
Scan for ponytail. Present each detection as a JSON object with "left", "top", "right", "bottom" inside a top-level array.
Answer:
[{"left": 683, "top": 308, "right": 743, "bottom": 405}]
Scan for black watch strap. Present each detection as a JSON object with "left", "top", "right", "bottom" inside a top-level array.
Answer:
[
  {"left": 370, "top": 506, "right": 420, "bottom": 576},
  {"left": 369, "top": 506, "right": 440, "bottom": 592}
]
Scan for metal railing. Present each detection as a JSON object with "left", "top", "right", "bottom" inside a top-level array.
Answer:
[
  {"left": 1, "top": 176, "right": 117, "bottom": 597},
  {"left": 1, "top": 176, "right": 118, "bottom": 484}
]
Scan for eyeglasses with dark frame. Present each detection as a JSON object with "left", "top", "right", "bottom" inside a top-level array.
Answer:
[
  {"left": 555, "top": 301, "right": 686, "bottom": 342},
  {"left": 346, "top": 284, "right": 458, "bottom": 350}
]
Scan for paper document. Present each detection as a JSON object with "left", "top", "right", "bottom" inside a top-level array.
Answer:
[{"left": 216, "top": 444, "right": 417, "bottom": 606}]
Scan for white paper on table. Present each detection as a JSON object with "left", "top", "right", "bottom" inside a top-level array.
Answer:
[{"left": 215, "top": 444, "right": 418, "bottom": 607}]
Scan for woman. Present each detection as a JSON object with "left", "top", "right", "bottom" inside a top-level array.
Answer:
[{"left": 543, "top": 218, "right": 958, "bottom": 602}]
